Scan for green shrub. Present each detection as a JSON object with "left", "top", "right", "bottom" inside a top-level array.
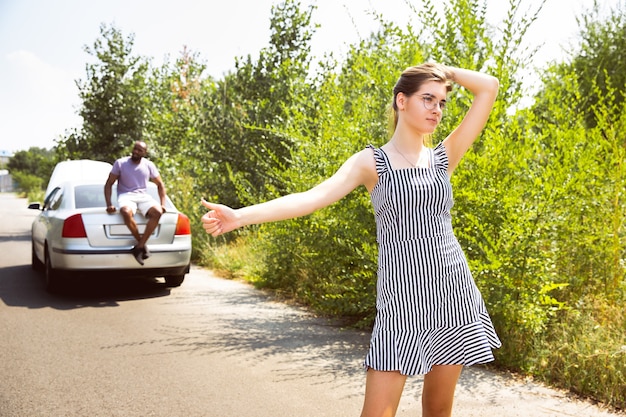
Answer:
[{"left": 11, "top": 171, "right": 44, "bottom": 201}]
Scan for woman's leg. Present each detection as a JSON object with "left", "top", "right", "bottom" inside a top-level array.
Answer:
[
  {"left": 421, "top": 364, "right": 463, "bottom": 417},
  {"left": 360, "top": 369, "right": 407, "bottom": 417}
]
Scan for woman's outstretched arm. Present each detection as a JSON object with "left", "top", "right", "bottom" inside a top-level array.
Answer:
[{"left": 201, "top": 148, "right": 377, "bottom": 237}]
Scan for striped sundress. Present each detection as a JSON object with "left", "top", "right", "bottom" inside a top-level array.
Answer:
[{"left": 363, "top": 142, "right": 501, "bottom": 376}]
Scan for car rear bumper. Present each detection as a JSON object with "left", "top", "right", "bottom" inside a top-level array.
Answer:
[
  {"left": 50, "top": 245, "right": 192, "bottom": 274},
  {"left": 58, "top": 263, "right": 190, "bottom": 278}
]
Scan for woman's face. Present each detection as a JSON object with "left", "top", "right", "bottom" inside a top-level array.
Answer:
[{"left": 398, "top": 81, "right": 448, "bottom": 135}]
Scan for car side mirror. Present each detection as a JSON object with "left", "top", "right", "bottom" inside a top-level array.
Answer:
[{"left": 28, "top": 202, "right": 42, "bottom": 210}]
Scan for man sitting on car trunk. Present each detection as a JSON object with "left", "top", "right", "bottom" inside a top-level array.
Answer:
[{"left": 104, "top": 141, "right": 167, "bottom": 265}]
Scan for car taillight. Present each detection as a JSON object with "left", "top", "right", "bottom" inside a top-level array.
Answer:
[
  {"left": 62, "top": 214, "right": 87, "bottom": 238},
  {"left": 175, "top": 213, "right": 191, "bottom": 235}
]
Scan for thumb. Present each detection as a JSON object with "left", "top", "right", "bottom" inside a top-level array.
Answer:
[{"left": 201, "top": 198, "right": 216, "bottom": 210}]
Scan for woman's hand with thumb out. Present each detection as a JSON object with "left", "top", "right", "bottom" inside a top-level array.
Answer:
[{"left": 200, "top": 199, "right": 240, "bottom": 236}]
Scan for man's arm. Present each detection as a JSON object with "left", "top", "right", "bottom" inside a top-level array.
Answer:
[
  {"left": 152, "top": 176, "right": 167, "bottom": 210},
  {"left": 104, "top": 173, "right": 119, "bottom": 213}
]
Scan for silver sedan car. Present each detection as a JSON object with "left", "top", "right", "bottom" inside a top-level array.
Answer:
[{"left": 30, "top": 160, "right": 192, "bottom": 292}]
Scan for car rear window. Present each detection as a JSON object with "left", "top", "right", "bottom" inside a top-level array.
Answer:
[
  {"left": 74, "top": 184, "right": 174, "bottom": 210},
  {"left": 75, "top": 185, "right": 110, "bottom": 208}
]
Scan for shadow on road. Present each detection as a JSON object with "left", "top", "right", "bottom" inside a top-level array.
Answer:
[
  {"left": 0, "top": 263, "right": 171, "bottom": 310},
  {"left": 0, "top": 233, "right": 31, "bottom": 242},
  {"left": 104, "top": 273, "right": 524, "bottom": 407}
]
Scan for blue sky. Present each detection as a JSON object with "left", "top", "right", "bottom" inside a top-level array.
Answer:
[{"left": 0, "top": 0, "right": 614, "bottom": 153}]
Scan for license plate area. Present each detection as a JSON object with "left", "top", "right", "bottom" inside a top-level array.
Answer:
[{"left": 107, "top": 224, "right": 159, "bottom": 237}]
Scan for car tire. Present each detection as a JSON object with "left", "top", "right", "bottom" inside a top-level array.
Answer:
[
  {"left": 164, "top": 275, "right": 185, "bottom": 287},
  {"left": 31, "top": 240, "right": 44, "bottom": 272},
  {"left": 44, "top": 246, "right": 61, "bottom": 293}
]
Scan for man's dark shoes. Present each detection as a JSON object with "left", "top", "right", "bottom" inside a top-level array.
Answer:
[
  {"left": 132, "top": 246, "right": 144, "bottom": 265},
  {"left": 142, "top": 246, "right": 151, "bottom": 260}
]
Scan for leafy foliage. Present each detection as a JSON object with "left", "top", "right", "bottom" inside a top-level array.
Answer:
[
  {"left": 537, "top": 1, "right": 626, "bottom": 129},
  {"left": 209, "top": 0, "right": 317, "bottom": 207},
  {"left": 11, "top": 171, "right": 43, "bottom": 197},
  {"left": 8, "top": 147, "right": 56, "bottom": 182},
  {"left": 142, "top": 46, "right": 210, "bottom": 253},
  {"left": 56, "top": 24, "right": 149, "bottom": 163}
]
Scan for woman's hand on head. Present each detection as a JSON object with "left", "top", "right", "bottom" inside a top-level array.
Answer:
[{"left": 201, "top": 199, "right": 239, "bottom": 237}]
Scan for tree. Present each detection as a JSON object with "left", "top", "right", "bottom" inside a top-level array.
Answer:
[
  {"left": 526, "top": 1, "right": 626, "bottom": 300},
  {"left": 56, "top": 24, "right": 149, "bottom": 163},
  {"left": 534, "top": 2, "right": 626, "bottom": 129},
  {"left": 145, "top": 46, "right": 210, "bottom": 252},
  {"left": 208, "top": 0, "right": 317, "bottom": 206},
  {"left": 8, "top": 147, "right": 56, "bottom": 182}
]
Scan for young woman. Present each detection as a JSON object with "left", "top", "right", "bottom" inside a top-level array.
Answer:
[{"left": 201, "top": 63, "right": 501, "bottom": 417}]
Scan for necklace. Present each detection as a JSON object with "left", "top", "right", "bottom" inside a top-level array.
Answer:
[{"left": 391, "top": 141, "right": 423, "bottom": 168}]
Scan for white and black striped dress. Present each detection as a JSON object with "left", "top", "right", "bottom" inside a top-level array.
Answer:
[{"left": 364, "top": 142, "right": 501, "bottom": 376}]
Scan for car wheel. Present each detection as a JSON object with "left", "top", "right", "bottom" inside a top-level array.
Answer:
[
  {"left": 31, "top": 240, "right": 44, "bottom": 272},
  {"left": 44, "top": 247, "right": 61, "bottom": 293},
  {"left": 164, "top": 275, "right": 185, "bottom": 287}
]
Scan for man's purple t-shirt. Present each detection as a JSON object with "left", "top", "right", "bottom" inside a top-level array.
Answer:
[{"left": 111, "top": 157, "right": 160, "bottom": 195}]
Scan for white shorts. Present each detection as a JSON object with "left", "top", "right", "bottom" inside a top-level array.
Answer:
[{"left": 117, "top": 192, "right": 159, "bottom": 216}]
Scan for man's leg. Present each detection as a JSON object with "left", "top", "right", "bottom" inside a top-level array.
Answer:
[
  {"left": 120, "top": 206, "right": 146, "bottom": 265},
  {"left": 120, "top": 206, "right": 141, "bottom": 242},
  {"left": 136, "top": 206, "right": 163, "bottom": 258}
]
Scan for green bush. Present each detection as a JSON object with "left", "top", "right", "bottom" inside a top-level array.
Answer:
[
  {"left": 533, "top": 297, "right": 625, "bottom": 408},
  {"left": 11, "top": 171, "right": 44, "bottom": 201}
]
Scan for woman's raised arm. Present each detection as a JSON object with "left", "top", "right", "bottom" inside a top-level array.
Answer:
[{"left": 443, "top": 67, "right": 499, "bottom": 173}]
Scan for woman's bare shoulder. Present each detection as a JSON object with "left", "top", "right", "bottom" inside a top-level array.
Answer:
[{"left": 350, "top": 147, "right": 378, "bottom": 191}]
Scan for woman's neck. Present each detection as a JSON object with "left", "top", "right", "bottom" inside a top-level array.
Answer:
[
  {"left": 389, "top": 131, "right": 425, "bottom": 152},
  {"left": 387, "top": 134, "right": 429, "bottom": 168}
]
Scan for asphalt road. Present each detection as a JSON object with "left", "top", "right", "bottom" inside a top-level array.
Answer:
[{"left": 0, "top": 192, "right": 623, "bottom": 417}]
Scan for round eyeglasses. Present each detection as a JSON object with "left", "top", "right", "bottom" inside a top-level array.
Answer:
[{"left": 420, "top": 94, "right": 446, "bottom": 111}]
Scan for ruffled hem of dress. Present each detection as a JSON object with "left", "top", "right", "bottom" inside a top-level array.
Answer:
[{"left": 363, "top": 315, "right": 501, "bottom": 376}]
